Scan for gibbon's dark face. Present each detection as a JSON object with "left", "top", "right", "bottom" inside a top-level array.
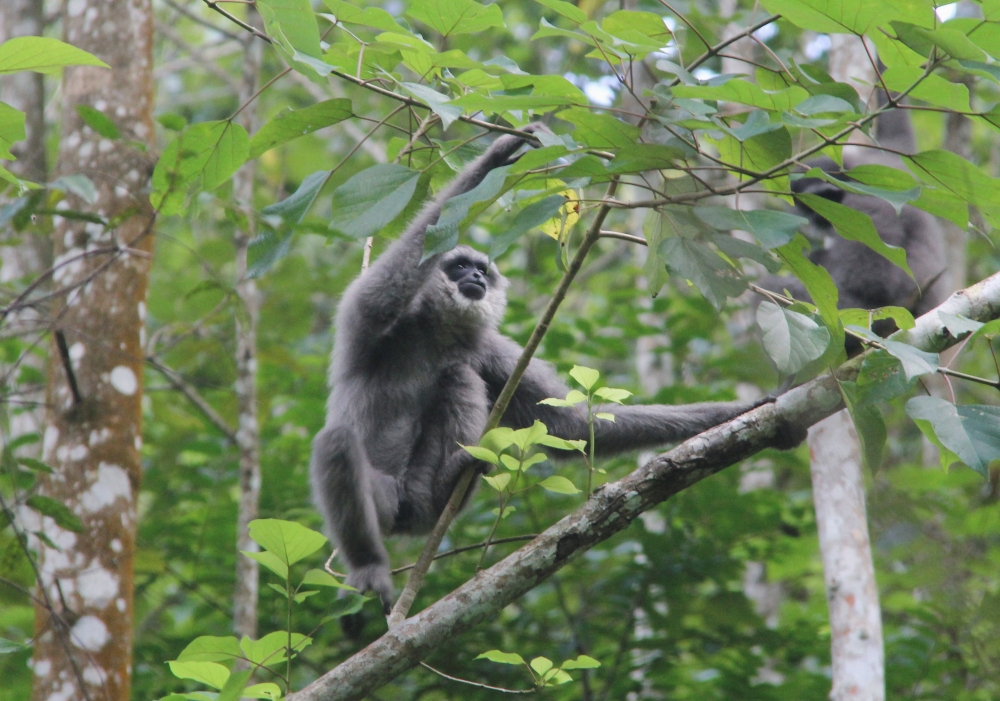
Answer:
[{"left": 444, "top": 253, "right": 490, "bottom": 301}]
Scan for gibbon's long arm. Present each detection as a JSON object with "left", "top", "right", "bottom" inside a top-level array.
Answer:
[
  {"left": 477, "top": 332, "right": 767, "bottom": 454},
  {"left": 337, "top": 133, "right": 532, "bottom": 345}
]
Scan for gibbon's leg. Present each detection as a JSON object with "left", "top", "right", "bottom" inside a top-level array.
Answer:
[{"left": 310, "top": 423, "right": 397, "bottom": 612}]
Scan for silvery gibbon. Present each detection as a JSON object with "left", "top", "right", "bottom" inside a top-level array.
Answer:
[{"left": 311, "top": 127, "right": 782, "bottom": 625}]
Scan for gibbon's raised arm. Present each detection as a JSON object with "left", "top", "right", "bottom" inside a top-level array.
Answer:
[
  {"left": 338, "top": 133, "right": 532, "bottom": 343},
  {"left": 477, "top": 332, "right": 773, "bottom": 454}
]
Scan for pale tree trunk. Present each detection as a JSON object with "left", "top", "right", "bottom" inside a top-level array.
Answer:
[
  {"left": 28, "top": 0, "right": 155, "bottom": 698},
  {"left": 0, "top": 0, "right": 49, "bottom": 446},
  {"left": 812, "top": 36, "right": 885, "bottom": 701},
  {"left": 232, "top": 9, "right": 264, "bottom": 643}
]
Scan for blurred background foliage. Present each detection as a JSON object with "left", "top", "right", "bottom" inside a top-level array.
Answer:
[{"left": 2, "top": 0, "right": 1000, "bottom": 698}]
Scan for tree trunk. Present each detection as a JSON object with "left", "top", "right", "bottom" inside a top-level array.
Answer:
[
  {"left": 28, "top": 0, "right": 155, "bottom": 698},
  {"left": 232, "top": 9, "right": 264, "bottom": 644}
]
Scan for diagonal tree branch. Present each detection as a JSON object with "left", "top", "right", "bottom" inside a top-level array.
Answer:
[
  {"left": 288, "top": 271, "right": 1000, "bottom": 701},
  {"left": 146, "top": 355, "right": 238, "bottom": 443}
]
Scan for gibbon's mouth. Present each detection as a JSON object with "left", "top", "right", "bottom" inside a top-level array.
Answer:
[{"left": 458, "top": 280, "right": 487, "bottom": 300}]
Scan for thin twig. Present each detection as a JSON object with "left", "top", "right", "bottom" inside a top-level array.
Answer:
[
  {"left": 391, "top": 535, "right": 538, "bottom": 574},
  {"left": 420, "top": 662, "right": 536, "bottom": 694},
  {"left": 146, "top": 355, "right": 238, "bottom": 443},
  {"left": 54, "top": 330, "right": 82, "bottom": 405}
]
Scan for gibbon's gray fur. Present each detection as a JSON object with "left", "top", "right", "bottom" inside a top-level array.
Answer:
[
  {"left": 312, "top": 128, "right": 777, "bottom": 624},
  {"left": 758, "top": 96, "right": 948, "bottom": 350}
]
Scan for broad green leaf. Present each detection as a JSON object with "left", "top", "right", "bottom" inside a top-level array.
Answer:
[
  {"left": 562, "top": 655, "right": 601, "bottom": 669},
  {"left": 325, "top": 592, "right": 366, "bottom": 618},
  {"left": 490, "top": 195, "right": 567, "bottom": 261},
  {"left": 797, "top": 193, "right": 912, "bottom": 276},
  {"left": 328, "top": 164, "right": 420, "bottom": 239},
  {"left": 849, "top": 326, "right": 939, "bottom": 380},
  {"left": 693, "top": 206, "right": 806, "bottom": 249},
  {"left": 26, "top": 496, "right": 83, "bottom": 533},
  {"left": 882, "top": 66, "right": 971, "bottom": 112},
  {"left": 0, "top": 637, "right": 26, "bottom": 654},
  {"left": 538, "top": 397, "right": 576, "bottom": 407},
  {"left": 481, "top": 427, "right": 516, "bottom": 452},
  {"left": 855, "top": 350, "right": 914, "bottom": 405},
  {"left": 48, "top": 174, "right": 98, "bottom": 204},
  {"left": 905, "top": 150, "right": 1000, "bottom": 212},
  {"left": 758, "top": 0, "right": 929, "bottom": 34},
  {"left": 0, "top": 102, "right": 26, "bottom": 159},
  {"left": 484, "top": 472, "right": 511, "bottom": 491},
  {"left": 449, "top": 92, "right": 573, "bottom": 115},
  {"left": 673, "top": 81, "right": 808, "bottom": 112},
  {"left": 401, "top": 83, "right": 461, "bottom": 129},
  {"left": 569, "top": 365, "right": 599, "bottom": 390},
  {"left": 890, "top": 22, "right": 986, "bottom": 62},
  {"left": 534, "top": 0, "right": 586, "bottom": 23},
  {"left": 557, "top": 108, "right": 639, "bottom": 149},
  {"left": 531, "top": 657, "right": 554, "bottom": 675},
  {"left": 462, "top": 444, "right": 499, "bottom": 465},
  {"left": 249, "top": 99, "right": 352, "bottom": 158},
  {"left": 176, "top": 636, "right": 242, "bottom": 663},
  {"left": 757, "top": 301, "right": 831, "bottom": 374},
  {"left": 500, "top": 454, "right": 521, "bottom": 471},
  {"left": 242, "top": 550, "right": 288, "bottom": 580},
  {"left": 257, "top": 0, "right": 322, "bottom": 58},
  {"left": 167, "top": 661, "right": 230, "bottom": 689},
  {"left": 538, "top": 475, "right": 581, "bottom": 494},
  {"left": 324, "top": 0, "right": 406, "bottom": 32},
  {"left": 937, "top": 312, "right": 982, "bottom": 339},
  {"left": 906, "top": 397, "right": 1000, "bottom": 476},
  {"left": 593, "top": 387, "right": 631, "bottom": 403},
  {"left": 548, "top": 669, "right": 574, "bottom": 684},
  {"left": 151, "top": 121, "right": 249, "bottom": 215},
  {"left": 262, "top": 169, "right": 330, "bottom": 227},
  {"left": 424, "top": 165, "right": 509, "bottom": 258},
  {"left": 240, "top": 631, "right": 310, "bottom": 665},
  {"left": 840, "top": 306, "right": 915, "bottom": 332},
  {"left": 510, "top": 420, "right": 549, "bottom": 451},
  {"left": 715, "top": 124, "right": 791, "bottom": 193},
  {"left": 248, "top": 518, "right": 327, "bottom": 566},
  {"left": 710, "top": 234, "right": 781, "bottom": 273},
  {"left": 267, "top": 582, "right": 289, "bottom": 598},
  {"left": 536, "top": 435, "right": 586, "bottom": 452},
  {"left": 661, "top": 236, "right": 747, "bottom": 310},
  {"left": 17, "top": 457, "right": 53, "bottom": 473},
  {"left": 406, "top": 0, "right": 505, "bottom": 36},
  {"left": 215, "top": 670, "right": 252, "bottom": 701},
  {"left": 76, "top": 105, "right": 120, "bottom": 139},
  {"left": 595, "top": 412, "right": 615, "bottom": 421},
  {"left": 476, "top": 650, "right": 526, "bottom": 665},
  {"left": 302, "top": 569, "right": 352, "bottom": 589},
  {"left": 0, "top": 37, "right": 109, "bottom": 75},
  {"left": 801, "top": 167, "right": 918, "bottom": 214},
  {"left": 243, "top": 683, "right": 283, "bottom": 700},
  {"left": 845, "top": 164, "right": 919, "bottom": 192},
  {"left": 247, "top": 230, "right": 292, "bottom": 280},
  {"left": 793, "top": 94, "right": 855, "bottom": 115},
  {"left": 840, "top": 380, "right": 886, "bottom": 472}
]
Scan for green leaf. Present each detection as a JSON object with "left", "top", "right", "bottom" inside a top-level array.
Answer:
[
  {"left": 538, "top": 475, "right": 581, "bottom": 495},
  {"left": 758, "top": 0, "right": 927, "bottom": 34},
  {"left": 25, "top": 496, "right": 83, "bottom": 533},
  {"left": 424, "top": 165, "right": 509, "bottom": 258},
  {"left": 490, "top": 195, "right": 567, "bottom": 261},
  {"left": 661, "top": 236, "right": 747, "bottom": 310},
  {"left": 406, "top": 0, "right": 505, "bottom": 36},
  {"left": 176, "top": 636, "right": 242, "bottom": 663},
  {"left": 249, "top": 99, "right": 352, "bottom": 159},
  {"left": 855, "top": 350, "right": 914, "bottom": 404},
  {"left": 890, "top": 22, "right": 986, "bottom": 62},
  {"left": 483, "top": 472, "right": 511, "bottom": 491},
  {"left": 302, "top": 568, "right": 352, "bottom": 589},
  {"left": 257, "top": 0, "right": 322, "bottom": 58},
  {"left": 167, "top": 661, "right": 230, "bottom": 689},
  {"left": 481, "top": 427, "right": 516, "bottom": 452},
  {"left": 757, "top": 301, "right": 831, "bottom": 375},
  {"left": 534, "top": 0, "right": 586, "bottom": 23},
  {"left": 693, "top": 206, "right": 806, "bottom": 250},
  {"left": 247, "top": 230, "right": 292, "bottom": 280},
  {"left": 797, "top": 193, "right": 912, "bottom": 277},
  {"left": 905, "top": 150, "right": 1000, "bottom": 214},
  {"left": 328, "top": 164, "right": 420, "bottom": 240},
  {"left": 401, "top": 82, "right": 462, "bottom": 129},
  {"left": 0, "top": 37, "right": 109, "bottom": 75},
  {"left": 151, "top": 121, "right": 249, "bottom": 215},
  {"left": 17, "top": 457, "right": 53, "bottom": 474},
  {"left": 848, "top": 327, "right": 938, "bottom": 380},
  {"left": 674, "top": 80, "right": 808, "bottom": 112},
  {"left": 157, "top": 113, "right": 187, "bottom": 131},
  {"left": 538, "top": 397, "right": 575, "bottom": 407},
  {"left": 267, "top": 582, "right": 289, "bottom": 598},
  {"left": 0, "top": 102, "right": 26, "bottom": 159},
  {"left": 243, "top": 683, "right": 283, "bottom": 700},
  {"left": 840, "top": 380, "right": 887, "bottom": 472},
  {"left": 248, "top": 518, "right": 328, "bottom": 567},
  {"left": 263, "top": 169, "right": 329, "bottom": 228},
  {"left": 569, "top": 365, "right": 599, "bottom": 390},
  {"left": 325, "top": 592, "right": 366, "bottom": 618},
  {"left": 906, "top": 397, "right": 1000, "bottom": 476},
  {"left": 595, "top": 412, "right": 615, "bottom": 421},
  {"left": 0, "top": 637, "right": 26, "bottom": 654},
  {"left": 536, "top": 435, "right": 586, "bottom": 452},
  {"left": 530, "top": 657, "right": 554, "bottom": 675},
  {"left": 48, "top": 174, "right": 98, "bottom": 204},
  {"left": 593, "top": 387, "right": 631, "bottom": 403},
  {"left": 500, "top": 454, "right": 520, "bottom": 471},
  {"left": 882, "top": 66, "right": 971, "bottom": 112},
  {"left": 562, "top": 655, "right": 601, "bottom": 669},
  {"left": 461, "top": 444, "right": 499, "bottom": 465},
  {"left": 240, "top": 631, "right": 311, "bottom": 665},
  {"left": 476, "top": 650, "right": 526, "bottom": 665},
  {"left": 324, "top": 0, "right": 406, "bottom": 32},
  {"left": 242, "top": 550, "right": 289, "bottom": 580},
  {"left": 76, "top": 105, "right": 120, "bottom": 139},
  {"left": 215, "top": 670, "right": 252, "bottom": 701},
  {"left": 557, "top": 108, "right": 639, "bottom": 149}
]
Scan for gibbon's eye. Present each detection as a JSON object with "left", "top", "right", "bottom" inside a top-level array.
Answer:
[{"left": 477, "top": 265, "right": 487, "bottom": 275}]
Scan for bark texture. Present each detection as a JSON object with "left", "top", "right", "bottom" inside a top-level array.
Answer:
[
  {"left": 232, "top": 10, "right": 264, "bottom": 643},
  {"left": 809, "top": 410, "right": 884, "bottom": 700},
  {"left": 287, "top": 273, "right": 1000, "bottom": 701},
  {"left": 28, "top": 0, "right": 155, "bottom": 698}
]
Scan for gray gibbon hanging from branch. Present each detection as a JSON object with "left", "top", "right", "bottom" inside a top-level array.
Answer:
[{"left": 311, "top": 126, "right": 800, "bottom": 633}]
